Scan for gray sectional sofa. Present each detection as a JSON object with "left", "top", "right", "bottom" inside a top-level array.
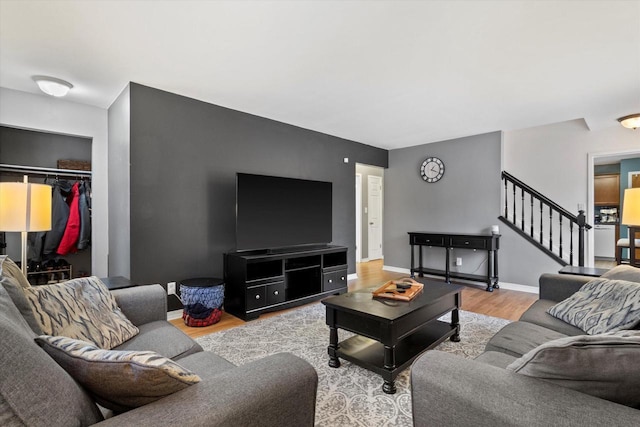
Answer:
[
  {"left": 411, "top": 266, "right": 640, "bottom": 426},
  {"left": 0, "top": 267, "right": 317, "bottom": 426}
]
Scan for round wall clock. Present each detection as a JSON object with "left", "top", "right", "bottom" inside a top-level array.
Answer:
[{"left": 420, "top": 157, "right": 445, "bottom": 183}]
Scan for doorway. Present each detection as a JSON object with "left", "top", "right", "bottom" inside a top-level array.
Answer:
[
  {"left": 355, "top": 164, "right": 384, "bottom": 264},
  {"left": 588, "top": 149, "right": 640, "bottom": 266},
  {"left": 355, "top": 174, "right": 362, "bottom": 262},
  {"left": 368, "top": 175, "right": 383, "bottom": 260}
]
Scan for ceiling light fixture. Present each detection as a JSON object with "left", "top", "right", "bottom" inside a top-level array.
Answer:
[
  {"left": 32, "top": 75, "right": 73, "bottom": 97},
  {"left": 617, "top": 113, "right": 640, "bottom": 130}
]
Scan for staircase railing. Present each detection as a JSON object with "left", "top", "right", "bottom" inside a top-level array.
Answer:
[{"left": 499, "top": 171, "right": 591, "bottom": 266}]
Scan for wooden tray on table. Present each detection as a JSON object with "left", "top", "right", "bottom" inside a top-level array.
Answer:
[{"left": 372, "top": 278, "right": 423, "bottom": 301}]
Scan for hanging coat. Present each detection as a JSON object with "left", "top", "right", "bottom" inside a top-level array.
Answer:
[
  {"left": 43, "top": 181, "right": 72, "bottom": 255},
  {"left": 57, "top": 182, "right": 81, "bottom": 255},
  {"left": 77, "top": 181, "right": 91, "bottom": 250}
]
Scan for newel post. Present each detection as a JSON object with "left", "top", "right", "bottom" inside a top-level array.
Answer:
[{"left": 577, "top": 209, "right": 586, "bottom": 266}]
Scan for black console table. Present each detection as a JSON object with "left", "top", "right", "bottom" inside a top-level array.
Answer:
[
  {"left": 409, "top": 232, "right": 500, "bottom": 292},
  {"left": 224, "top": 245, "right": 348, "bottom": 320}
]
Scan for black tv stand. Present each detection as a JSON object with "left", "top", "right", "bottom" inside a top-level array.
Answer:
[
  {"left": 263, "top": 244, "right": 329, "bottom": 255},
  {"left": 224, "top": 245, "right": 348, "bottom": 321}
]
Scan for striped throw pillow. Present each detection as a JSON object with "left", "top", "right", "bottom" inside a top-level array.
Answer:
[{"left": 35, "top": 335, "right": 201, "bottom": 411}]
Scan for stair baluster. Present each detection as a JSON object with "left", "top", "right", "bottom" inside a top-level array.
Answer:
[{"left": 499, "top": 171, "right": 591, "bottom": 267}]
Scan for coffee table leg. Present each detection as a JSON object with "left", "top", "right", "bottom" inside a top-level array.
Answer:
[
  {"left": 328, "top": 326, "right": 341, "bottom": 368},
  {"left": 451, "top": 307, "right": 461, "bottom": 342},
  {"left": 382, "top": 345, "right": 397, "bottom": 394}
]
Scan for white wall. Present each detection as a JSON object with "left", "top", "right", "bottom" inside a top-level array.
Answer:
[
  {"left": 504, "top": 118, "right": 640, "bottom": 265},
  {"left": 0, "top": 87, "right": 109, "bottom": 276}
]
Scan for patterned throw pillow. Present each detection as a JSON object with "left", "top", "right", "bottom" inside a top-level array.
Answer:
[
  {"left": 547, "top": 278, "right": 640, "bottom": 335},
  {"left": 35, "top": 335, "right": 201, "bottom": 411},
  {"left": 506, "top": 330, "right": 640, "bottom": 407},
  {"left": 24, "top": 276, "right": 139, "bottom": 349}
]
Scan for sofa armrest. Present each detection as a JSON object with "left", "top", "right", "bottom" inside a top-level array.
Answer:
[
  {"left": 538, "top": 273, "right": 591, "bottom": 302},
  {"left": 111, "top": 284, "right": 167, "bottom": 326},
  {"left": 411, "top": 351, "right": 639, "bottom": 427},
  {"left": 95, "top": 352, "right": 318, "bottom": 427}
]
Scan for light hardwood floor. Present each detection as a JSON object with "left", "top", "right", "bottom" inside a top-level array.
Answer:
[{"left": 171, "top": 259, "right": 538, "bottom": 339}]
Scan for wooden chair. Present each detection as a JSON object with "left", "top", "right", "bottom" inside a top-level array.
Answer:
[{"left": 616, "top": 226, "right": 640, "bottom": 267}]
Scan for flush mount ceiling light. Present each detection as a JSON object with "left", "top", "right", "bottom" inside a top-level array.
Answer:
[
  {"left": 617, "top": 113, "right": 640, "bottom": 130},
  {"left": 32, "top": 75, "right": 73, "bottom": 97}
]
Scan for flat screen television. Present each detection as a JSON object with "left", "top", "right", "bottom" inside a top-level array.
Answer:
[{"left": 236, "top": 173, "right": 333, "bottom": 251}]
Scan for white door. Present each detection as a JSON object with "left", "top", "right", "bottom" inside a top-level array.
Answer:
[
  {"left": 368, "top": 175, "right": 383, "bottom": 260},
  {"left": 355, "top": 174, "right": 362, "bottom": 262}
]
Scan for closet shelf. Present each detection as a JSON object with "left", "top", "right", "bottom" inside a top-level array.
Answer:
[{"left": 0, "top": 163, "right": 92, "bottom": 178}]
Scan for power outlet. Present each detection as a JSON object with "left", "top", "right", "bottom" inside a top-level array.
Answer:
[
  {"left": 456, "top": 257, "right": 462, "bottom": 266},
  {"left": 167, "top": 281, "right": 177, "bottom": 295}
]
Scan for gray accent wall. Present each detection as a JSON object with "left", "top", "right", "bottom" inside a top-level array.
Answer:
[
  {"left": 112, "top": 83, "right": 387, "bottom": 288},
  {"left": 384, "top": 132, "right": 502, "bottom": 278},
  {"left": 107, "top": 85, "right": 131, "bottom": 278}
]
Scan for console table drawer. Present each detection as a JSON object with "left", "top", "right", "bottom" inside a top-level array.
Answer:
[
  {"left": 246, "top": 286, "right": 267, "bottom": 311},
  {"left": 266, "top": 282, "right": 286, "bottom": 305},
  {"left": 451, "top": 237, "right": 487, "bottom": 250},
  {"left": 412, "top": 235, "right": 445, "bottom": 246}
]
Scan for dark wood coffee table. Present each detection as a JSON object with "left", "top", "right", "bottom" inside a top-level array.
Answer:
[{"left": 322, "top": 279, "right": 462, "bottom": 394}]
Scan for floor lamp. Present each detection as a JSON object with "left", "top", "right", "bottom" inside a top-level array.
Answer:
[
  {"left": 0, "top": 176, "right": 52, "bottom": 276},
  {"left": 621, "top": 188, "right": 640, "bottom": 267}
]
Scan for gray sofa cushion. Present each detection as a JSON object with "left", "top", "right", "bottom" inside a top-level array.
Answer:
[
  {"left": 547, "top": 278, "right": 640, "bottom": 334},
  {"left": 485, "top": 321, "right": 568, "bottom": 357},
  {"left": 177, "top": 351, "right": 237, "bottom": 380},
  {"left": 0, "top": 287, "right": 103, "bottom": 426},
  {"left": 507, "top": 330, "right": 640, "bottom": 408},
  {"left": 474, "top": 350, "right": 518, "bottom": 369},
  {"left": 519, "top": 299, "right": 587, "bottom": 336},
  {"left": 36, "top": 335, "right": 201, "bottom": 412},
  {"left": 114, "top": 320, "right": 203, "bottom": 360}
]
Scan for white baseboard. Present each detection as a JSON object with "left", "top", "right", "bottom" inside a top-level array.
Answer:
[
  {"left": 382, "top": 265, "right": 410, "bottom": 274},
  {"left": 347, "top": 273, "right": 358, "bottom": 281},
  {"left": 382, "top": 265, "right": 539, "bottom": 294},
  {"left": 166, "top": 309, "right": 182, "bottom": 321},
  {"left": 497, "top": 281, "right": 539, "bottom": 294},
  {"left": 360, "top": 258, "right": 370, "bottom": 263}
]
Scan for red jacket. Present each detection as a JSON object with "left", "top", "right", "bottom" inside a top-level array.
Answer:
[{"left": 57, "top": 182, "right": 80, "bottom": 255}]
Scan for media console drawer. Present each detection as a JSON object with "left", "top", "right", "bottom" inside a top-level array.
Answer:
[
  {"left": 323, "top": 270, "right": 347, "bottom": 292},
  {"left": 246, "top": 285, "right": 267, "bottom": 311}
]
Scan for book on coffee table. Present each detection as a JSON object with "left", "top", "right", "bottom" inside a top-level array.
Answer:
[{"left": 372, "top": 278, "right": 424, "bottom": 301}]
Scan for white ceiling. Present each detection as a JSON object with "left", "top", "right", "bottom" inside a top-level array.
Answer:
[{"left": 1, "top": 0, "right": 639, "bottom": 149}]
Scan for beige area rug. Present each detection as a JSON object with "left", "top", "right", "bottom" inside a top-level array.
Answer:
[{"left": 196, "top": 302, "right": 510, "bottom": 427}]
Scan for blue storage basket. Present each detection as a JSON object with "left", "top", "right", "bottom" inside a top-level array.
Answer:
[{"left": 179, "top": 278, "right": 225, "bottom": 310}]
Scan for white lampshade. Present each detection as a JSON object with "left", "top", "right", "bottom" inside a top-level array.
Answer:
[
  {"left": 621, "top": 188, "right": 640, "bottom": 227},
  {"left": 0, "top": 182, "right": 52, "bottom": 232},
  {"left": 32, "top": 76, "right": 73, "bottom": 97}
]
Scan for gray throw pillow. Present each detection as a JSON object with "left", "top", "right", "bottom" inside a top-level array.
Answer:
[
  {"left": 35, "top": 335, "right": 201, "bottom": 412},
  {"left": 24, "top": 276, "right": 139, "bottom": 349},
  {"left": 0, "top": 255, "right": 32, "bottom": 289},
  {"left": 547, "top": 278, "right": 640, "bottom": 334},
  {"left": 506, "top": 330, "right": 640, "bottom": 408},
  {"left": 0, "top": 274, "right": 42, "bottom": 335},
  {"left": 601, "top": 264, "right": 640, "bottom": 283}
]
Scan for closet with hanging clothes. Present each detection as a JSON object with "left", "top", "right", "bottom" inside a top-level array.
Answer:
[{"left": 0, "top": 126, "right": 93, "bottom": 284}]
